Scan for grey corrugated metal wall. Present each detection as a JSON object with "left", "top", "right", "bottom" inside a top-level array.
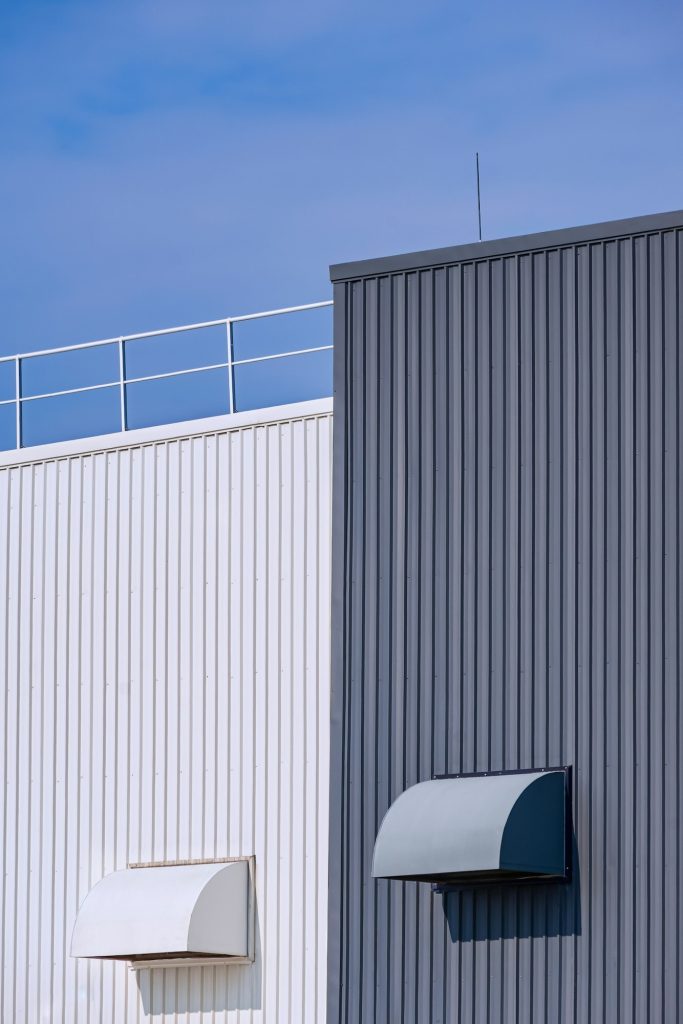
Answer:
[{"left": 328, "top": 215, "right": 683, "bottom": 1023}]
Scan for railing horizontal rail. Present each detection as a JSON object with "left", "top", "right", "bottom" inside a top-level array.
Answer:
[
  {"left": 232, "top": 344, "right": 332, "bottom": 367},
  {"left": 0, "top": 300, "right": 333, "bottom": 452},
  {"left": 0, "top": 300, "right": 333, "bottom": 364},
  {"left": 20, "top": 380, "right": 121, "bottom": 403}
]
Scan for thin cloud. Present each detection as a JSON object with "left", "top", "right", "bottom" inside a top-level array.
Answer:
[{"left": 1, "top": 0, "right": 682, "bottom": 354}]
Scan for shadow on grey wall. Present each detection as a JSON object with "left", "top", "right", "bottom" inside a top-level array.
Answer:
[
  {"left": 136, "top": 892, "right": 262, "bottom": 1015},
  {"left": 443, "top": 834, "right": 581, "bottom": 942}
]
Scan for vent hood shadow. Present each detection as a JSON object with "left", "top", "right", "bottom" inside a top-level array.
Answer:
[
  {"left": 443, "top": 831, "right": 582, "bottom": 943},
  {"left": 372, "top": 768, "right": 570, "bottom": 890}
]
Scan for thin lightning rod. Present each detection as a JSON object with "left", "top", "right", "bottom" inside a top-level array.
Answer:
[{"left": 476, "top": 152, "right": 482, "bottom": 242}]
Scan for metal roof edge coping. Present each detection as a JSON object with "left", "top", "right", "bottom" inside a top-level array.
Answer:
[
  {"left": 329, "top": 208, "right": 683, "bottom": 282},
  {"left": 0, "top": 396, "right": 333, "bottom": 470}
]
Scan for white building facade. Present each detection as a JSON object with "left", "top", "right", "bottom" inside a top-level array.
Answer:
[{"left": 0, "top": 398, "right": 332, "bottom": 1023}]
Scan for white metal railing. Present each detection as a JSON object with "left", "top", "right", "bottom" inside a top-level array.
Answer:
[{"left": 0, "top": 300, "right": 333, "bottom": 451}]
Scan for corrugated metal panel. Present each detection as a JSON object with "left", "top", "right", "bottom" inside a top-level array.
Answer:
[
  {"left": 0, "top": 406, "right": 332, "bottom": 1023},
  {"left": 328, "top": 225, "right": 683, "bottom": 1022}
]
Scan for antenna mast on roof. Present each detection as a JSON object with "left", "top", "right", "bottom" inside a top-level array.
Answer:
[{"left": 475, "top": 152, "right": 483, "bottom": 242}]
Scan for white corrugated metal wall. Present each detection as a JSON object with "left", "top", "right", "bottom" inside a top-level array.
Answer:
[{"left": 0, "top": 404, "right": 332, "bottom": 1023}]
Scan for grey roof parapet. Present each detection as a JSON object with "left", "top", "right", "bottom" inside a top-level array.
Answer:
[{"left": 329, "top": 207, "right": 683, "bottom": 282}]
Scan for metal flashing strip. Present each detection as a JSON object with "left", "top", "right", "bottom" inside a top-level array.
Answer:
[
  {"left": 0, "top": 396, "right": 333, "bottom": 469},
  {"left": 329, "top": 207, "right": 683, "bottom": 281}
]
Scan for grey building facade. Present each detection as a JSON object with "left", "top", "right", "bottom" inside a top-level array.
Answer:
[{"left": 327, "top": 210, "right": 683, "bottom": 1022}]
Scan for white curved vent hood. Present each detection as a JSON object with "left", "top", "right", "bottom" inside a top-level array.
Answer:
[
  {"left": 373, "top": 769, "right": 569, "bottom": 888},
  {"left": 71, "top": 858, "right": 253, "bottom": 967}
]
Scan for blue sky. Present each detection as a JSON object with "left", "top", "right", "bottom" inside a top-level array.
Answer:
[{"left": 1, "top": 0, "right": 683, "bottom": 356}]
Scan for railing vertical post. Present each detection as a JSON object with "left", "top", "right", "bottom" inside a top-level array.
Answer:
[
  {"left": 15, "top": 357, "right": 21, "bottom": 449},
  {"left": 118, "top": 338, "right": 126, "bottom": 431},
  {"left": 226, "top": 319, "right": 235, "bottom": 414}
]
